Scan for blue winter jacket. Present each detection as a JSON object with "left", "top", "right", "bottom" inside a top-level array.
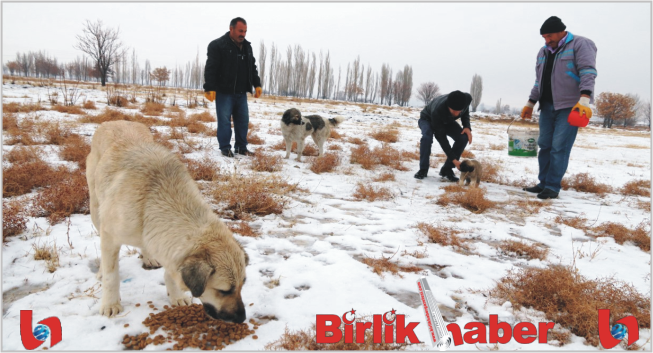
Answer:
[{"left": 529, "top": 32, "right": 597, "bottom": 110}]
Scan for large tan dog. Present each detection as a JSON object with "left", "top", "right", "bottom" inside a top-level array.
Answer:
[{"left": 86, "top": 120, "right": 248, "bottom": 322}]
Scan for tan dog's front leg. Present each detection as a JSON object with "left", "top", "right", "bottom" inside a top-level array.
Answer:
[
  {"left": 141, "top": 249, "right": 161, "bottom": 269},
  {"left": 164, "top": 270, "right": 193, "bottom": 307},
  {"left": 284, "top": 139, "right": 292, "bottom": 159},
  {"left": 99, "top": 233, "right": 123, "bottom": 317},
  {"left": 458, "top": 173, "right": 467, "bottom": 186}
]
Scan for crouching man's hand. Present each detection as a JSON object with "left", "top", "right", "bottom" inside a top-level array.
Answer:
[
  {"left": 453, "top": 159, "right": 462, "bottom": 170},
  {"left": 461, "top": 128, "right": 472, "bottom": 144}
]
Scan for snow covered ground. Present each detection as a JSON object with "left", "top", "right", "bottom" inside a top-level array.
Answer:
[{"left": 2, "top": 81, "right": 651, "bottom": 350}]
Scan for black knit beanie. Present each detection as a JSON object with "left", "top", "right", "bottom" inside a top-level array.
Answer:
[
  {"left": 540, "top": 16, "right": 566, "bottom": 35},
  {"left": 447, "top": 91, "right": 467, "bottom": 111}
]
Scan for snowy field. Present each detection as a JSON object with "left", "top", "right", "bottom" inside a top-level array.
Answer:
[{"left": 2, "top": 81, "right": 651, "bottom": 351}]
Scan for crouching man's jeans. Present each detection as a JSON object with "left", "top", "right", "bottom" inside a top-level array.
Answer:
[
  {"left": 537, "top": 101, "right": 577, "bottom": 193},
  {"left": 215, "top": 92, "right": 249, "bottom": 151}
]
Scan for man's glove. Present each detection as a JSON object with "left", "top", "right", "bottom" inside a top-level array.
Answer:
[
  {"left": 572, "top": 96, "right": 592, "bottom": 119},
  {"left": 204, "top": 91, "right": 216, "bottom": 102},
  {"left": 254, "top": 87, "right": 262, "bottom": 98},
  {"left": 521, "top": 101, "right": 535, "bottom": 120}
]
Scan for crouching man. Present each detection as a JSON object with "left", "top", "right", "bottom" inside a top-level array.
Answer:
[{"left": 415, "top": 90, "right": 473, "bottom": 182}]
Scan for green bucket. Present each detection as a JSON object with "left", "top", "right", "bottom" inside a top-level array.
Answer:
[{"left": 507, "top": 117, "right": 538, "bottom": 157}]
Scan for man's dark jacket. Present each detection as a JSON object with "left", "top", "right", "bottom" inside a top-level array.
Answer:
[
  {"left": 203, "top": 32, "right": 261, "bottom": 94},
  {"left": 419, "top": 92, "right": 473, "bottom": 161}
]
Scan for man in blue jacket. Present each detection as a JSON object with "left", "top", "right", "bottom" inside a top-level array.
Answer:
[
  {"left": 520, "top": 16, "right": 597, "bottom": 199},
  {"left": 415, "top": 90, "right": 473, "bottom": 182},
  {"left": 204, "top": 17, "right": 262, "bottom": 157}
]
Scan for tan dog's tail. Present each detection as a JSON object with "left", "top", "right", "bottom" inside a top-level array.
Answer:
[{"left": 327, "top": 116, "right": 346, "bottom": 127}]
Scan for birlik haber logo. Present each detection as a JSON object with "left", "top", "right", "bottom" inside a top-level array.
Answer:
[
  {"left": 20, "top": 310, "right": 62, "bottom": 350},
  {"left": 315, "top": 277, "right": 640, "bottom": 350}
]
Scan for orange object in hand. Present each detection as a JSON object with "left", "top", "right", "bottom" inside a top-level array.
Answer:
[
  {"left": 568, "top": 105, "right": 590, "bottom": 127},
  {"left": 254, "top": 87, "right": 262, "bottom": 98},
  {"left": 204, "top": 91, "right": 216, "bottom": 102}
]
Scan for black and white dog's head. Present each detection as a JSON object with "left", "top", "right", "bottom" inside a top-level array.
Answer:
[{"left": 282, "top": 108, "right": 304, "bottom": 126}]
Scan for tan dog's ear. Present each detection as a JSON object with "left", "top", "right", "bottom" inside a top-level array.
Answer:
[{"left": 180, "top": 256, "right": 214, "bottom": 297}]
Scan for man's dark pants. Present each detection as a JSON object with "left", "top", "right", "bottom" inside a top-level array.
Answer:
[
  {"left": 418, "top": 119, "right": 468, "bottom": 175},
  {"left": 215, "top": 92, "right": 249, "bottom": 151},
  {"left": 536, "top": 101, "right": 577, "bottom": 192}
]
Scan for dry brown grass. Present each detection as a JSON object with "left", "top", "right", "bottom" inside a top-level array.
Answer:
[
  {"left": 31, "top": 169, "right": 90, "bottom": 225},
  {"left": 3, "top": 199, "right": 29, "bottom": 241},
  {"left": 309, "top": 153, "right": 341, "bottom": 174},
  {"left": 489, "top": 143, "right": 505, "bottom": 150},
  {"left": 211, "top": 173, "right": 298, "bottom": 219},
  {"left": 415, "top": 222, "right": 470, "bottom": 251},
  {"left": 109, "top": 95, "right": 129, "bottom": 107},
  {"left": 3, "top": 112, "right": 19, "bottom": 131},
  {"left": 496, "top": 240, "right": 548, "bottom": 260},
  {"left": 401, "top": 149, "right": 420, "bottom": 161},
  {"left": 479, "top": 159, "right": 503, "bottom": 184},
  {"left": 555, "top": 215, "right": 589, "bottom": 230},
  {"left": 264, "top": 317, "right": 410, "bottom": 350},
  {"left": 250, "top": 151, "right": 283, "bottom": 172},
  {"left": 80, "top": 107, "right": 163, "bottom": 126},
  {"left": 39, "top": 121, "right": 73, "bottom": 146},
  {"left": 513, "top": 198, "right": 546, "bottom": 216},
  {"left": 188, "top": 111, "right": 214, "bottom": 123},
  {"left": 52, "top": 104, "right": 85, "bottom": 115},
  {"left": 329, "top": 129, "right": 343, "bottom": 139},
  {"left": 3, "top": 157, "right": 62, "bottom": 197},
  {"left": 620, "top": 179, "right": 650, "bottom": 197},
  {"left": 271, "top": 140, "right": 319, "bottom": 156},
  {"left": 491, "top": 265, "right": 650, "bottom": 347},
  {"left": 3, "top": 102, "right": 47, "bottom": 113},
  {"left": 361, "top": 253, "right": 422, "bottom": 278},
  {"left": 350, "top": 144, "right": 407, "bottom": 171},
  {"left": 4, "top": 146, "right": 41, "bottom": 164},
  {"left": 227, "top": 221, "right": 259, "bottom": 237},
  {"left": 592, "top": 222, "right": 650, "bottom": 252},
  {"left": 352, "top": 183, "right": 392, "bottom": 202},
  {"left": 3, "top": 115, "right": 38, "bottom": 145},
  {"left": 82, "top": 100, "right": 97, "bottom": 109},
  {"left": 32, "top": 241, "right": 60, "bottom": 273},
  {"left": 370, "top": 128, "right": 399, "bottom": 143},
  {"left": 561, "top": 173, "right": 613, "bottom": 196},
  {"left": 247, "top": 131, "right": 265, "bottom": 145},
  {"left": 327, "top": 144, "right": 342, "bottom": 151},
  {"left": 346, "top": 137, "right": 366, "bottom": 145},
  {"left": 59, "top": 134, "right": 91, "bottom": 170},
  {"left": 461, "top": 150, "right": 475, "bottom": 158},
  {"left": 181, "top": 155, "right": 221, "bottom": 181},
  {"left": 373, "top": 172, "right": 396, "bottom": 182},
  {"left": 437, "top": 186, "right": 496, "bottom": 213}
]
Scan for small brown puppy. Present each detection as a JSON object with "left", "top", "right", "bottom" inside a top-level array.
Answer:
[{"left": 458, "top": 159, "right": 482, "bottom": 187}]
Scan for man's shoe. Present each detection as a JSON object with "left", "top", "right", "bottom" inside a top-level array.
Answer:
[
  {"left": 439, "top": 171, "right": 459, "bottom": 182},
  {"left": 537, "top": 188, "right": 559, "bottom": 199},
  {"left": 221, "top": 149, "right": 234, "bottom": 157},
  {"left": 523, "top": 185, "right": 544, "bottom": 194},
  {"left": 414, "top": 169, "right": 428, "bottom": 180},
  {"left": 235, "top": 148, "right": 255, "bottom": 156}
]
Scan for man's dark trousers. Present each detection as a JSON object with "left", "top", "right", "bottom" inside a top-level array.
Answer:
[
  {"left": 418, "top": 119, "right": 469, "bottom": 174},
  {"left": 215, "top": 92, "right": 249, "bottom": 151}
]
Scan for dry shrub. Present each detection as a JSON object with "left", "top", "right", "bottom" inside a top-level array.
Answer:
[
  {"left": 227, "top": 221, "right": 259, "bottom": 237},
  {"left": 80, "top": 107, "right": 162, "bottom": 126},
  {"left": 347, "top": 137, "right": 366, "bottom": 145},
  {"left": 491, "top": 265, "right": 650, "bottom": 347},
  {"left": 370, "top": 128, "right": 399, "bottom": 143},
  {"left": 361, "top": 254, "right": 422, "bottom": 278},
  {"left": 479, "top": 159, "right": 503, "bottom": 184},
  {"left": 352, "top": 183, "right": 392, "bottom": 202},
  {"left": 635, "top": 200, "right": 651, "bottom": 213},
  {"left": 251, "top": 151, "right": 283, "bottom": 172},
  {"left": 496, "top": 240, "right": 548, "bottom": 260},
  {"left": 561, "top": 173, "right": 612, "bottom": 196},
  {"left": 52, "top": 104, "right": 85, "bottom": 115},
  {"left": 211, "top": 173, "right": 296, "bottom": 219},
  {"left": 330, "top": 129, "right": 342, "bottom": 139},
  {"left": 39, "top": 121, "right": 73, "bottom": 145},
  {"left": 4, "top": 146, "right": 41, "bottom": 164},
  {"left": 82, "top": 100, "right": 97, "bottom": 109},
  {"left": 415, "top": 222, "right": 469, "bottom": 250},
  {"left": 186, "top": 120, "right": 208, "bottom": 134},
  {"left": 555, "top": 215, "right": 589, "bottom": 230},
  {"left": 461, "top": 150, "right": 475, "bottom": 158},
  {"left": 59, "top": 134, "right": 91, "bottom": 170},
  {"left": 247, "top": 131, "right": 265, "bottom": 145},
  {"left": 152, "top": 130, "right": 175, "bottom": 150},
  {"left": 3, "top": 157, "right": 60, "bottom": 197},
  {"left": 182, "top": 156, "right": 220, "bottom": 181},
  {"left": 401, "top": 149, "right": 420, "bottom": 161},
  {"left": 350, "top": 144, "right": 406, "bottom": 171},
  {"left": 270, "top": 141, "right": 317, "bottom": 156},
  {"left": 327, "top": 144, "right": 342, "bottom": 151},
  {"left": 489, "top": 143, "right": 505, "bottom": 150},
  {"left": 513, "top": 198, "right": 545, "bottom": 216},
  {"left": 592, "top": 222, "right": 650, "bottom": 252},
  {"left": 32, "top": 241, "right": 60, "bottom": 273},
  {"left": 437, "top": 186, "right": 496, "bottom": 213},
  {"left": 32, "top": 169, "right": 90, "bottom": 225},
  {"left": 373, "top": 172, "right": 395, "bottom": 182},
  {"left": 3, "top": 112, "right": 19, "bottom": 131},
  {"left": 109, "top": 95, "right": 129, "bottom": 107},
  {"left": 3, "top": 199, "right": 28, "bottom": 241},
  {"left": 265, "top": 317, "right": 410, "bottom": 350},
  {"left": 188, "top": 111, "right": 214, "bottom": 123},
  {"left": 3, "top": 102, "right": 46, "bottom": 113},
  {"left": 620, "top": 180, "right": 650, "bottom": 197},
  {"left": 309, "top": 153, "right": 341, "bottom": 174},
  {"left": 3, "top": 116, "right": 38, "bottom": 145}
]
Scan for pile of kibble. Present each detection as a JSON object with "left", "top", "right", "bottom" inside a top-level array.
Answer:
[{"left": 122, "top": 303, "right": 259, "bottom": 350}]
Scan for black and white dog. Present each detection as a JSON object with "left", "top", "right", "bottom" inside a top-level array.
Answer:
[{"left": 280, "top": 108, "right": 344, "bottom": 161}]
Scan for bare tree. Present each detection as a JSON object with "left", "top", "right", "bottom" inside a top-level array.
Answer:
[
  {"left": 259, "top": 41, "right": 267, "bottom": 93},
  {"left": 495, "top": 98, "right": 502, "bottom": 114},
  {"left": 470, "top": 73, "right": 483, "bottom": 112},
  {"left": 416, "top": 82, "right": 441, "bottom": 106},
  {"left": 74, "top": 20, "right": 125, "bottom": 86},
  {"left": 151, "top": 67, "right": 170, "bottom": 86}
]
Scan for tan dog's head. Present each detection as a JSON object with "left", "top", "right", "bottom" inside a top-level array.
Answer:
[
  {"left": 460, "top": 159, "right": 476, "bottom": 173},
  {"left": 282, "top": 108, "right": 304, "bottom": 126},
  {"left": 179, "top": 230, "right": 248, "bottom": 323}
]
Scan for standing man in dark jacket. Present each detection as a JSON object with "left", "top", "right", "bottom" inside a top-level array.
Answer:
[
  {"left": 203, "top": 17, "right": 262, "bottom": 157},
  {"left": 415, "top": 90, "right": 473, "bottom": 182},
  {"left": 520, "top": 16, "right": 597, "bottom": 199}
]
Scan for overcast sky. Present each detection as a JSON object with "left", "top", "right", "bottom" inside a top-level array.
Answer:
[{"left": 2, "top": 2, "right": 651, "bottom": 109}]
